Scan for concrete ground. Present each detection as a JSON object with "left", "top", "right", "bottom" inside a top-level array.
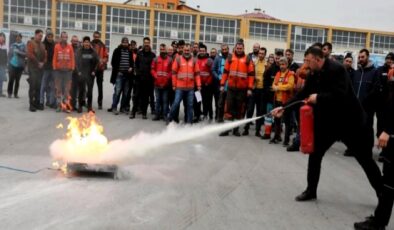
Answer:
[{"left": 0, "top": 71, "right": 392, "bottom": 230}]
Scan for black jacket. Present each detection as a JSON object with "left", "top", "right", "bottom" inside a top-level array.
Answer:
[
  {"left": 289, "top": 61, "right": 300, "bottom": 73},
  {"left": 76, "top": 47, "right": 99, "bottom": 78},
  {"left": 352, "top": 62, "right": 382, "bottom": 111},
  {"left": 381, "top": 80, "right": 394, "bottom": 161},
  {"left": 110, "top": 46, "right": 134, "bottom": 84},
  {"left": 263, "top": 64, "right": 280, "bottom": 103},
  {"left": 287, "top": 59, "right": 365, "bottom": 134},
  {"left": 43, "top": 38, "right": 55, "bottom": 70},
  {"left": 135, "top": 49, "right": 156, "bottom": 82}
]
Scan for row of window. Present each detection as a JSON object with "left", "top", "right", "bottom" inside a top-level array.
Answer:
[{"left": 3, "top": 0, "right": 394, "bottom": 54}]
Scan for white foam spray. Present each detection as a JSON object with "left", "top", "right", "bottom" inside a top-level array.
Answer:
[{"left": 50, "top": 116, "right": 263, "bottom": 166}]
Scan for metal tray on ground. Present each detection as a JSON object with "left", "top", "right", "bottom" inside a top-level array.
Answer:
[{"left": 65, "top": 162, "right": 119, "bottom": 179}]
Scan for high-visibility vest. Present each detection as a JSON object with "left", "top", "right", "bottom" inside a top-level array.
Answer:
[
  {"left": 172, "top": 56, "right": 201, "bottom": 90},
  {"left": 221, "top": 53, "right": 255, "bottom": 90}
]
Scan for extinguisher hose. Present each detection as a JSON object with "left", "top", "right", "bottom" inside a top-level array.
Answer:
[{"left": 261, "top": 100, "right": 306, "bottom": 118}]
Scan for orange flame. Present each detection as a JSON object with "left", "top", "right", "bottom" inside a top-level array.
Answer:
[{"left": 52, "top": 113, "right": 110, "bottom": 168}]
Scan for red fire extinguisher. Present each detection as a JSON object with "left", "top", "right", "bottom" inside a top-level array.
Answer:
[{"left": 300, "top": 102, "right": 314, "bottom": 154}]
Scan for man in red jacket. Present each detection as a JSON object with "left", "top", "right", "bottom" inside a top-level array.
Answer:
[
  {"left": 91, "top": 31, "right": 108, "bottom": 110},
  {"left": 151, "top": 44, "right": 172, "bottom": 121},
  {"left": 197, "top": 44, "right": 214, "bottom": 120}
]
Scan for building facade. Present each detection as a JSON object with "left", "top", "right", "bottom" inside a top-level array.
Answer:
[{"left": 1, "top": 0, "right": 393, "bottom": 61}]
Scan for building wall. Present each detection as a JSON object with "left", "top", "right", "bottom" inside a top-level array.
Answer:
[
  {"left": 2, "top": 0, "right": 394, "bottom": 62},
  {"left": 150, "top": 0, "right": 179, "bottom": 9}
]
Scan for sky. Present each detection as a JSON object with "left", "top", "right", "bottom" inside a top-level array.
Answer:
[{"left": 110, "top": 0, "right": 394, "bottom": 32}]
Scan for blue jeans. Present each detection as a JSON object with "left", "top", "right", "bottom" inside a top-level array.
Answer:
[
  {"left": 40, "top": 70, "right": 55, "bottom": 105},
  {"left": 169, "top": 89, "right": 194, "bottom": 124},
  {"left": 111, "top": 72, "right": 130, "bottom": 110},
  {"left": 155, "top": 87, "right": 169, "bottom": 118}
]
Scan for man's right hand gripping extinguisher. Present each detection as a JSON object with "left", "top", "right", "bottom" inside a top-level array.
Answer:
[{"left": 300, "top": 102, "right": 314, "bottom": 154}]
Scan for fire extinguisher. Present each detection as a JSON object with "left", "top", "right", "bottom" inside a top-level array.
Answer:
[{"left": 300, "top": 102, "right": 314, "bottom": 154}]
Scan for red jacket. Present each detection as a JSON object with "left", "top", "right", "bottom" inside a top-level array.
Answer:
[
  {"left": 221, "top": 53, "right": 255, "bottom": 90},
  {"left": 53, "top": 43, "right": 75, "bottom": 71},
  {"left": 91, "top": 39, "right": 108, "bottom": 71},
  {"left": 172, "top": 55, "right": 201, "bottom": 90},
  {"left": 197, "top": 55, "right": 213, "bottom": 86},
  {"left": 151, "top": 55, "right": 172, "bottom": 88}
]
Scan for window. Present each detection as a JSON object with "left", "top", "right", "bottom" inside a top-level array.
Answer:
[
  {"left": 249, "top": 21, "right": 288, "bottom": 42},
  {"left": 167, "top": 3, "right": 175, "bottom": 10},
  {"left": 7, "top": 0, "right": 50, "bottom": 27},
  {"left": 58, "top": 3, "right": 101, "bottom": 32},
  {"left": 109, "top": 8, "right": 149, "bottom": 36},
  {"left": 332, "top": 30, "right": 366, "bottom": 49},
  {"left": 371, "top": 34, "right": 394, "bottom": 54},
  {"left": 155, "top": 12, "right": 195, "bottom": 41},
  {"left": 200, "top": 16, "right": 240, "bottom": 44},
  {"left": 290, "top": 26, "right": 327, "bottom": 51}
]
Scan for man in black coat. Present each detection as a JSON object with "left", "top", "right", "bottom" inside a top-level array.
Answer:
[
  {"left": 355, "top": 71, "right": 394, "bottom": 230},
  {"left": 130, "top": 37, "right": 156, "bottom": 119},
  {"left": 272, "top": 47, "right": 382, "bottom": 202}
]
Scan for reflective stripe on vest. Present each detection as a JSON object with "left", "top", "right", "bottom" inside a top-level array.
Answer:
[
  {"left": 229, "top": 70, "right": 247, "bottom": 78},
  {"left": 178, "top": 72, "right": 194, "bottom": 79},
  {"left": 157, "top": 71, "right": 168, "bottom": 77},
  {"left": 200, "top": 71, "right": 210, "bottom": 77}
]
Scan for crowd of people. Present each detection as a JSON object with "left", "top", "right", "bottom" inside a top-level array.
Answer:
[{"left": 0, "top": 28, "right": 394, "bottom": 229}]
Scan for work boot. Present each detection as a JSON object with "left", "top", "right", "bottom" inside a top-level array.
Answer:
[
  {"left": 354, "top": 216, "right": 385, "bottom": 230},
  {"left": 287, "top": 143, "right": 300, "bottom": 152},
  {"left": 219, "top": 131, "right": 230, "bottom": 137},
  {"left": 242, "top": 129, "right": 249, "bottom": 136},
  {"left": 232, "top": 128, "right": 241, "bottom": 137},
  {"left": 36, "top": 104, "right": 44, "bottom": 111},
  {"left": 29, "top": 104, "right": 37, "bottom": 112},
  {"left": 295, "top": 190, "right": 317, "bottom": 202}
]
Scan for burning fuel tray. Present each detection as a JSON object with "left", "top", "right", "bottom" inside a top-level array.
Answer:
[{"left": 65, "top": 162, "right": 118, "bottom": 179}]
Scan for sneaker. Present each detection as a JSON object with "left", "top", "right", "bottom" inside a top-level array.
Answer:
[
  {"left": 232, "top": 129, "right": 241, "bottom": 137},
  {"left": 107, "top": 108, "right": 113, "bottom": 112}
]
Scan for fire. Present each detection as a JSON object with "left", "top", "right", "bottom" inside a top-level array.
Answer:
[{"left": 51, "top": 112, "right": 110, "bottom": 166}]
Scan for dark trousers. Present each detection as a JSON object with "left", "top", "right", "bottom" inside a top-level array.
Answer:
[
  {"left": 7, "top": 66, "right": 24, "bottom": 97},
  {"left": 77, "top": 75, "right": 88, "bottom": 108},
  {"left": 201, "top": 84, "right": 214, "bottom": 119},
  {"left": 132, "top": 80, "right": 153, "bottom": 116},
  {"left": 94, "top": 70, "right": 104, "bottom": 107},
  {"left": 194, "top": 90, "right": 202, "bottom": 120},
  {"left": 213, "top": 84, "right": 221, "bottom": 120},
  {"left": 245, "top": 88, "right": 265, "bottom": 132},
  {"left": 149, "top": 84, "right": 155, "bottom": 113},
  {"left": 217, "top": 91, "right": 227, "bottom": 122},
  {"left": 124, "top": 76, "right": 135, "bottom": 111},
  {"left": 154, "top": 87, "right": 169, "bottom": 118},
  {"left": 306, "top": 125, "right": 382, "bottom": 197},
  {"left": 70, "top": 71, "right": 79, "bottom": 108},
  {"left": 86, "top": 75, "right": 95, "bottom": 109},
  {"left": 374, "top": 143, "right": 394, "bottom": 226},
  {"left": 225, "top": 88, "right": 247, "bottom": 121},
  {"left": 273, "top": 101, "right": 292, "bottom": 142},
  {"left": 28, "top": 69, "right": 43, "bottom": 106}
]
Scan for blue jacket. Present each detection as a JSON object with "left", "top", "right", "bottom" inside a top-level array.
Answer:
[
  {"left": 9, "top": 42, "right": 26, "bottom": 68},
  {"left": 212, "top": 54, "right": 228, "bottom": 90}
]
